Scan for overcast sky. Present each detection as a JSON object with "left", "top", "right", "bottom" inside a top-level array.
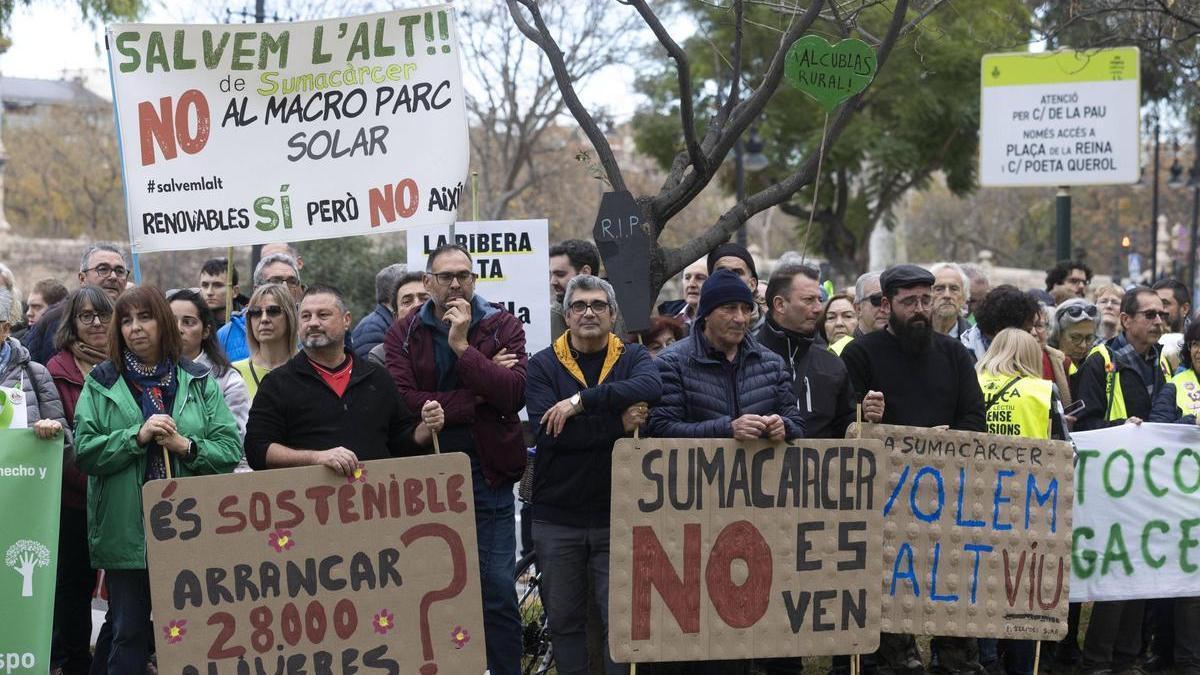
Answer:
[{"left": 0, "top": 2, "right": 643, "bottom": 118}]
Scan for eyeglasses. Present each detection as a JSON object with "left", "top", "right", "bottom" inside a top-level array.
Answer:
[
  {"left": 1136, "top": 309, "right": 1170, "bottom": 322},
  {"left": 568, "top": 300, "right": 611, "bottom": 315},
  {"left": 1056, "top": 304, "right": 1098, "bottom": 321},
  {"left": 247, "top": 306, "right": 285, "bottom": 319},
  {"left": 867, "top": 293, "right": 883, "bottom": 307},
  {"left": 76, "top": 311, "right": 112, "bottom": 325},
  {"left": 429, "top": 271, "right": 476, "bottom": 286},
  {"left": 1063, "top": 332, "right": 1093, "bottom": 346},
  {"left": 82, "top": 264, "right": 128, "bottom": 279},
  {"left": 265, "top": 276, "right": 301, "bottom": 289}
]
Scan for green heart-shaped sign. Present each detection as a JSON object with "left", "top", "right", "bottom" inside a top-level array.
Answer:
[{"left": 784, "top": 35, "right": 877, "bottom": 112}]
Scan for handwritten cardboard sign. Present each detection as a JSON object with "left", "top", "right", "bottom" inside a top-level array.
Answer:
[
  {"left": 142, "top": 453, "right": 485, "bottom": 675},
  {"left": 859, "top": 423, "right": 1073, "bottom": 639},
  {"left": 108, "top": 7, "right": 469, "bottom": 253},
  {"left": 608, "top": 437, "right": 886, "bottom": 662},
  {"left": 784, "top": 36, "right": 877, "bottom": 112}
]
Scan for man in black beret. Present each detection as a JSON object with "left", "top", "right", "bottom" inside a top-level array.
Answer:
[{"left": 839, "top": 264, "right": 988, "bottom": 675}]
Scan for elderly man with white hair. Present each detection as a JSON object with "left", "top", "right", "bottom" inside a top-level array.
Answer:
[{"left": 929, "top": 262, "right": 971, "bottom": 338}]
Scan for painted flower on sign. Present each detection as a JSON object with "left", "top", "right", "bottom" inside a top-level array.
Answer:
[
  {"left": 269, "top": 529, "right": 295, "bottom": 552},
  {"left": 451, "top": 625, "right": 470, "bottom": 649},
  {"left": 163, "top": 619, "right": 187, "bottom": 644},
  {"left": 373, "top": 609, "right": 395, "bottom": 635}
]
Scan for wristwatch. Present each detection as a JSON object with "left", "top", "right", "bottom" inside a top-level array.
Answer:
[
  {"left": 184, "top": 439, "right": 198, "bottom": 462},
  {"left": 569, "top": 392, "right": 583, "bottom": 413}
]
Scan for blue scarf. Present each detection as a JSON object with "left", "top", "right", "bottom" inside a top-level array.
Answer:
[
  {"left": 122, "top": 350, "right": 178, "bottom": 480},
  {"left": 0, "top": 341, "right": 11, "bottom": 376}
]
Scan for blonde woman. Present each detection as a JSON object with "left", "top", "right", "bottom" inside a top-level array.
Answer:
[
  {"left": 1093, "top": 283, "right": 1124, "bottom": 341},
  {"left": 978, "top": 328, "right": 1070, "bottom": 441},
  {"left": 231, "top": 283, "right": 298, "bottom": 399},
  {"left": 976, "top": 327, "right": 1070, "bottom": 675}
]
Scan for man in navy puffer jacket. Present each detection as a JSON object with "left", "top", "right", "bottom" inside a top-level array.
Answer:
[
  {"left": 646, "top": 269, "right": 804, "bottom": 675},
  {"left": 648, "top": 268, "right": 805, "bottom": 443}
]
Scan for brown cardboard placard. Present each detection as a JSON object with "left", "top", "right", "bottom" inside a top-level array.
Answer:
[
  {"left": 608, "top": 437, "right": 886, "bottom": 663},
  {"left": 859, "top": 423, "right": 1073, "bottom": 640},
  {"left": 142, "top": 453, "right": 486, "bottom": 675}
]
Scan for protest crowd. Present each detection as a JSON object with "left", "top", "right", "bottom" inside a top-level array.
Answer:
[{"left": 3, "top": 234, "right": 1197, "bottom": 675}]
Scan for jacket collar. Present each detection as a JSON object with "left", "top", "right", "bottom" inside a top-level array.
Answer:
[
  {"left": 552, "top": 331, "right": 624, "bottom": 387},
  {"left": 758, "top": 316, "right": 816, "bottom": 356},
  {"left": 291, "top": 348, "right": 374, "bottom": 386},
  {"left": 91, "top": 356, "right": 207, "bottom": 389},
  {"left": 688, "top": 326, "right": 758, "bottom": 365},
  {"left": 47, "top": 350, "right": 84, "bottom": 386}
]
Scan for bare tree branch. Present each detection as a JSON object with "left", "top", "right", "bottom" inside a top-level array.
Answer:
[
  {"left": 652, "top": 0, "right": 826, "bottom": 226},
  {"left": 664, "top": 0, "right": 911, "bottom": 274},
  {"left": 628, "top": 0, "right": 707, "bottom": 180},
  {"left": 506, "top": 0, "right": 629, "bottom": 193}
]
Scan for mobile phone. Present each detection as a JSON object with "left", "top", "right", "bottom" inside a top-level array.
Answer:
[{"left": 1063, "top": 399, "right": 1085, "bottom": 416}]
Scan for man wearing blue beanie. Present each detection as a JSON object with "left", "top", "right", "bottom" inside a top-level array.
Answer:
[{"left": 646, "top": 269, "right": 804, "bottom": 673}]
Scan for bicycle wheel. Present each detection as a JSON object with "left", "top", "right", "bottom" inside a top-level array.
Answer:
[{"left": 515, "top": 551, "right": 555, "bottom": 675}]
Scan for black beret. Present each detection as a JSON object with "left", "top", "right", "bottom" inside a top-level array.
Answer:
[{"left": 880, "top": 264, "right": 935, "bottom": 296}]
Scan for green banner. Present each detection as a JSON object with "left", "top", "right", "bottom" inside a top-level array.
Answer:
[{"left": 0, "top": 429, "right": 63, "bottom": 674}]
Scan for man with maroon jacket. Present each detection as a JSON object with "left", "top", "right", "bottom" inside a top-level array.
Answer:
[{"left": 385, "top": 243, "right": 527, "bottom": 675}]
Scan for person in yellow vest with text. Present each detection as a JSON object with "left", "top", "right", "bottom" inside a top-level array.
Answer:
[{"left": 977, "top": 328, "right": 1070, "bottom": 675}]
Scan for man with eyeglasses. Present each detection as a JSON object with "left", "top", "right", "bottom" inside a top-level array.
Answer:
[
  {"left": 1074, "top": 286, "right": 1169, "bottom": 675},
  {"left": 217, "top": 253, "right": 304, "bottom": 362},
  {"left": 827, "top": 271, "right": 886, "bottom": 357},
  {"left": 929, "top": 262, "right": 972, "bottom": 339},
  {"left": 1045, "top": 259, "right": 1092, "bottom": 305},
  {"left": 21, "top": 243, "right": 128, "bottom": 365},
  {"left": 384, "top": 243, "right": 527, "bottom": 675},
  {"left": 526, "top": 274, "right": 660, "bottom": 675},
  {"left": 841, "top": 264, "right": 987, "bottom": 675}
]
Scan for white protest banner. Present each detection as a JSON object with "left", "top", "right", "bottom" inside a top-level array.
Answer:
[
  {"left": 1071, "top": 423, "right": 1200, "bottom": 602},
  {"left": 407, "top": 220, "right": 551, "bottom": 358},
  {"left": 979, "top": 47, "right": 1139, "bottom": 187},
  {"left": 108, "top": 7, "right": 468, "bottom": 253}
]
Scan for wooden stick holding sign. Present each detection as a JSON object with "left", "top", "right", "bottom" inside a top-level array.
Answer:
[
  {"left": 224, "top": 246, "right": 234, "bottom": 327},
  {"left": 783, "top": 35, "right": 877, "bottom": 263},
  {"left": 432, "top": 429, "right": 441, "bottom": 454}
]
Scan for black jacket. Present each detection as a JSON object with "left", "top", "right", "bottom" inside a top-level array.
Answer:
[
  {"left": 842, "top": 329, "right": 986, "bottom": 432},
  {"left": 1075, "top": 335, "right": 1165, "bottom": 431},
  {"left": 526, "top": 336, "right": 662, "bottom": 527},
  {"left": 20, "top": 301, "right": 64, "bottom": 365},
  {"left": 757, "top": 317, "right": 855, "bottom": 439},
  {"left": 245, "top": 350, "right": 426, "bottom": 469}
]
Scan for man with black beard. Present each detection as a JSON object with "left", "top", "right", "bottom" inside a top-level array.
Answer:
[{"left": 840, "top": 265, "right": 986, "bottom": 675}]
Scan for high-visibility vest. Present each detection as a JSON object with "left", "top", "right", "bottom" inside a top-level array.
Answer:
[
  {"left": 829, "top": 335, "right": 853, "bottom": 356},
  {"left": 1087, "top": 344, "right": 1171, "bottom": 422},
  {"left": 979, "top": 371, "right": 1052, "bottom": 439},
  {"left": 1172, "top": 369, "right": 1200, "bottom": 418}
]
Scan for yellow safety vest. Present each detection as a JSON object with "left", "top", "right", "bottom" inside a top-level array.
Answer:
[
  {"left": 1172, "top": 369, "right": 1200, "bottom": 419},
  {"left": 829, "top": 335, "right": 853, "bottom": 356},
  {"left": 1087, "top": 344, "right": 1171, "bottom": 422},
  {"left": 978, "top": 372, "right": 1052, "bottom": 440}
]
